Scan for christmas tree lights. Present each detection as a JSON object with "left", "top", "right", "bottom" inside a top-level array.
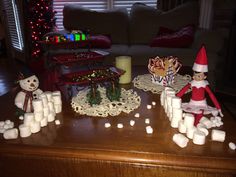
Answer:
[{"left": 28, "top": 0, "right": 56, "bottom": 58}]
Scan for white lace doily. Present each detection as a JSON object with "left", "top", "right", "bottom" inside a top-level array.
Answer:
[
  {"left": 133, "top": 74, "right": 191, "bottom": 94},
  {"left": 71, "top": 86, "right": 141, "bottom": 117}
]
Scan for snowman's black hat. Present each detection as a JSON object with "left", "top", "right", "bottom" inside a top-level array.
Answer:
[{"left": 17, "top": 67, "right": 35, "bottom": 81}]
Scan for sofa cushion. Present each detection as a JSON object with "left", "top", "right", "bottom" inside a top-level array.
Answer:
[
  {"left": 129, "top": 3, "right": 162, "bottom": 45},
  {"left": 129, "top": 1, "right": 199, "bottom": 45},
  {"left": 150, "top": 25, "right": 195, "bottom": 48},
  {"left": 63, "top": 4, "right": 129, "bottom": 44},
  {"left": 157, "top": 2, "right": 199, "bottom": 30}
]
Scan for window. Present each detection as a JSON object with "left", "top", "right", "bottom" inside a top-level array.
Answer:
[
  {"left": 1, "top": 0, "right": 24, "bottom": 51},
  {"left": 53, "top": 0, "right": 157, "bottom": 30}
]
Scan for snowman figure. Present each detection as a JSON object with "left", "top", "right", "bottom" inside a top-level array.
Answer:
[{"left": 15, "top": 69, "right": 43, "bottom": 113}]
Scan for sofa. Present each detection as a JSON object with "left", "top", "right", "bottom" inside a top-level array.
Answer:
[{"left": 47, "top": 1, "right": 226, "bottom": 89}]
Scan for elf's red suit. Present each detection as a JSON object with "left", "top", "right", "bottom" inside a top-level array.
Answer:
[{"left": 176, "top": 45, "right": 223, "bottom": 125}]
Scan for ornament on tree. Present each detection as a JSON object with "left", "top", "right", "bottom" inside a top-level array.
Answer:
[
  {"left": 176, "top": 45, "right": 223, "bottom": 126},
  {"left": 15, "top": 68, "right": 43, "bottom": 113}
]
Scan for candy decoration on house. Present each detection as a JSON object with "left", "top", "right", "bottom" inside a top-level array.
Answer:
[
  {"left": 176, "top": 45, "right": 223, "bottom": 126},
  {"left": 15, "top": 68, "right": 43, "bottom": 113},
  {"left": 28, "top": 0, "right": 56, "bottom": 58},
  {"left": 148, "top": 56, "right": 182, "bottom": 86},
  {"left": 43, "top": 31, "right": 88, "bottom": 43}
]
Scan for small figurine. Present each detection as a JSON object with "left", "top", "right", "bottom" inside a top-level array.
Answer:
[
  {"left": 176, "top": 45, "right": 223, "bottom": 126},
  {"left": 15, "top": 68, "right": 43, "bottom": 113}
]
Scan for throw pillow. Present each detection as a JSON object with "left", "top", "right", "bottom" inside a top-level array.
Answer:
[
  {"left": 150, "top": 25, "right": 195, "bottom": 48},
  {"left": 89, "top": 35, "right": 111, "bottom": 48}
]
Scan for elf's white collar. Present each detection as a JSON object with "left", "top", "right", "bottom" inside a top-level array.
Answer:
[{"left": 190, "top": 80, "right": 209, "bottom": 88}]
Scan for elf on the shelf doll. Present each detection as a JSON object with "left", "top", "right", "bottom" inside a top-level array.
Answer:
[{"left": 176, "top": 45, "right": 223, "bottom": 126}]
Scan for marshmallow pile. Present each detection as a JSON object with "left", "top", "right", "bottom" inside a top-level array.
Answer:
[
  {"left": 1, "top": 91, "right": 62, "bottom": 140},
  {"left": 160, "top": 87, "right": 228, "bottom": 148},
  {"left": 0, "top": 120, "right": 14, "bottom": 133}
]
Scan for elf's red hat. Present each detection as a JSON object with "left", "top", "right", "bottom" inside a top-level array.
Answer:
[{"left": 192, "top": 45, "right": 208, "bottom": 72}]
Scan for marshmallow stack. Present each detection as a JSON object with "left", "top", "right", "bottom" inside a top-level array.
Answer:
[{"left": 16, "top": 90, "right": 62, "bottom": 139}]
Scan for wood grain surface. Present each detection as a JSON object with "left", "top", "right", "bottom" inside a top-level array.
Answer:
[{"left": 0, "top": 66, "right": 236, "bottom": 177}]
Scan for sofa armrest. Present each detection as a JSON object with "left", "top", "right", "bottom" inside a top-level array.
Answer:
[{"left": 191, "top": 29, "right": 225, "bottom": 53}]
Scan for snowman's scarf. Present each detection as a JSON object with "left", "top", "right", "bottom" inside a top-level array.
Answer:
[{"left": 21, "top": 90, "right": 33, "bottom": 112}]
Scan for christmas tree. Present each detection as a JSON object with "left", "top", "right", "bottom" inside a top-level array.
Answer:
[{"left": 28, "top": 0, "right": 56, "bottom": 58}]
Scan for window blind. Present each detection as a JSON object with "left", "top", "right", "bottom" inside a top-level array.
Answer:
[
  {"left": 53, "top": 0, "right": 157, "bottom": 30},
  {"left": 113, "top": 0, "right": 157, "bottom": 12},
  {"left": 2, "top": 0, "right": 24, "bottom": 51},
  {"left": 53, "top": 0, "right": 107, "bottom": 30}
]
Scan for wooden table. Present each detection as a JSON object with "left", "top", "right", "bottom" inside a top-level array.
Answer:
[{"left": 0, "top": 66, "right": 236, "bottom": 177}]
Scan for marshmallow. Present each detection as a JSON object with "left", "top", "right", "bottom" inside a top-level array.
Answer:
[
  {"left": 32, "top": 99, "right": 43, "bottom": 112},
  {"left": 178, "top": 120, "right": 187, "bottom": 133},
  {"left": 40, "top": 118, "right": 48, "bottom": 127},
  {"left": 145, "top": 118, "right": 150, "bottom": 124},
  {"left": 146, "top": 126, "right": 153, "bottom": 134},
  {"left": 151, "top": 101, "right": 156, "bottom": 106},
  {"left": 172, "top": 133, "right": 189, "bottom": 148},
  {"left": 167, "top": 104, "right": 173, "bottom": 120},
  {"left": 5, "top": 120, "right": 11, "bottom": 124},
  {"left": 3, "top": 124, "right": 10, "bottom": 129},
  {"left": 193, "top": 130, "right": 206, "bottom": 145},
  {"left": 130, "top": 120, "right": 135, "bottom": 126},
  {"left": 34, "top": 112, "right": 44, "bottom": 122},
  {"left": 183, "top": 113, "right": 195, "bottom": 128},
  {"left": 211, "top": 129, "right": 226, "bottom": 142},
  {"left": 171, "top": 108, "right": 183, "bottom": 128},
  {"left": 0, "top": 121, "right": 4, "bottom": 126},
  {"left": 43, "top": 107, "right": 50, "bottom": 117},
  {"left": 171, "top": 97, "right": 182, "bottom": 108},
  {"left": 47, "top": 113, "right": 55, "bottom": 122},
  {"left": 0, "top": 128, "right": 5, "bottom": 133},
  {"left": 19, "top": 116, "right": 24, "bottom": 120},
  {"left": 160, "top": 91, "right": 165, "bottom": 106},
  {"left": 166, "top": 94, "right": 174, "bottom": 114},
  {"left": 197, "top": 127, "right": 209, "bottom": 136},
  {"left": 200, "top": 117, "right": 213, "bottom": 129},
  {"left": 48, "top": 102, "right": 55, "bottom": 112},
  {"left": 134, "top": 113, "right": 140, "bottom": 118},
  {"left": 3, "top": 128, "right": 18, "bottom": 139},
  {"left": 54, "top": 104, "right": 62, "bottom": 114},
  {"left": 105, "top": 123, "right": 111, "bottom": 128},
  {"left": 229, "top": 142, "right": 236, "bottom": 150},
  {"left": 52, "top": 95, "right": 62, "bottom": 104},
  {"left": 30, "top": 121, "right": 41, "bottom": 133},
  {"left": 117, "top": 123, "right": 123, "bottom": 129},
  {"left": 197, "top": 123, "right": 207, "bottom": 129},
  {"left": 52, "top": 90, "right": 61, "bottom": 96},
  {"left": 44, "top": 91, "right": 53, "bottom": 102},
  {"left": 40, "top": 94, "right": 48, "bottom": 107},
  {"left": 186, "top": 126, "right": 197, "bottom": 139},
  {"left": 55, "top": 120, "right": 61, "bottom": 125},
  {"left": 147, "top": 105, "right": 152, "bottom": 109},
  {"left": 24, "top": 113, "right": 35, "bottom": 126},
  {"left": 19, "top": 124, "right": 31, "bottom": 138}
]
